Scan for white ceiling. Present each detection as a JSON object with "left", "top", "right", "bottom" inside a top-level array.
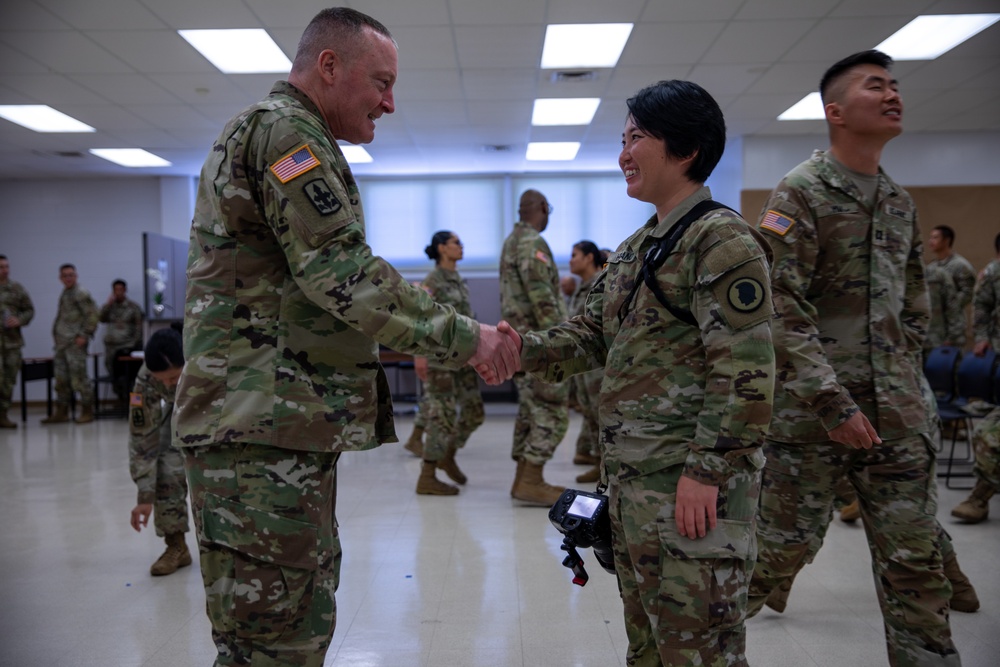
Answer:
[{"left": 1, "top": 0, "right": 998, "bottom": 179}]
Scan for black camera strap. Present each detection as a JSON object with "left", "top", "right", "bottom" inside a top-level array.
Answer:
[{"left": 618, "top": 199, "right": 733, "bottom": 326}]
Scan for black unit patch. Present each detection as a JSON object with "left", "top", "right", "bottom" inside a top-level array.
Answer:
[{"left": 304, "top": 178, "right": 343, "bottom": 216}]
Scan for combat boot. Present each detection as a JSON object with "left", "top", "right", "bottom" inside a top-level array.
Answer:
[
  {"left": 74, "top": 404, "right": 94, "bottom": 424},
  {"left": 150, "top": 533, "right": 192, "bottom": 576},
  {"left": 416, "top": 461, "right": 459, "bottom": 495},
  {"left": 512, "top": 462, "right": 564, "bottom": 506},
  {"left": 950, "top": 480, "right": 995, "bottom": 524},
  {"left": 0, "top": 411, "right": 16, "bottom": 429},
  {"left": 41, "top": 404, "right": 70, "bottom": 424},
  {"left": 576, "top": 464, "right": 600, "bottom": 484},
  {"left": 839, "top": 499, "right": 861, "bottom": 523},
  {"left": 942, "top": 549, "right": 979, "bottom": 613},
  {"left": 438, "top": 447, "right": 467, "bottom": 485},
  {"left": 404, "top": 426, "right": 424, "bottom": 457}
]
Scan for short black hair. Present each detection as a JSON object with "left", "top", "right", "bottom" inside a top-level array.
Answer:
[
  {"left": 144, "top": 327, "right": 184, "bottom": 372},
  {"left": 573, "top": 240, "right": 603, "bottom": 269},
  {"left": 112, "top": 279, "right": 127, "bottom": 289},
  {"left": 626, "top": 80, "right": 726, "bottom": 184},
  {"left": 425, "top": 230, "right": 454, "bottom": 262},
  {"left": 933, "top": 225, "right": 956, "bottom": 247},
  {"left": 819, "top": 49, "right": 894, "bottom": 103},
  {"left": 59, "top": 263, "right": 75, "bottom": 272}
]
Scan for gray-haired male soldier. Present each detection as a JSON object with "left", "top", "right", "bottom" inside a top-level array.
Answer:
[{"left": 174, "top": 8, "right": 519, "bottom": 666}]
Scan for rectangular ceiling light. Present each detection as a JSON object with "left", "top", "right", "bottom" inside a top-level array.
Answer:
[
  {"left": 777, "top": 92, "right": 825, "bottom": 121},
  {"left": 179, "top": 29, "right": 292, "bottom": 73},
  {"left": 875, "top": 14, "right": 1000, "bottom": 60},
  {"left": 526, "top": 142, "right": 580, "bottom": 161},
  {"left": 90, "top": 148, "right": 172, "bottom": 168},
  {"left": 339, "top": 144, "right": 373, "bottom": 164},
  {"left": 0, "top": 105, "right": 95, "bottom": 132},
  {"left": 541, "top": 24, "right": 633, "bottom": 69},
  {"left": 532, "top": 98, "right": 601, "bottom": 126}
]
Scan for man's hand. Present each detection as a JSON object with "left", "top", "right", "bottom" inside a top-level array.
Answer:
[
  {"left": 675, "top": 475, "right": 718, "bottom": 539},
  {"left": 130, "top": 503, "right": 152, "bottom": 532},
  {"left": 413, "top": 356, "right": 428, "bottom": 382},
  {"left": 828, "top": 411, "right": 881, "bottom": 449},
  {"left": 470, "top": 320, "right": 521, "bottom": 384}
]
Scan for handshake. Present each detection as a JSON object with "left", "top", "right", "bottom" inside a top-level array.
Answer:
[{"left": 468, "top": 321, "right": 522, "bottom": 385}]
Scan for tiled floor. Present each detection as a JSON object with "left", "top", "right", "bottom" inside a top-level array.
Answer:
[{"left": 1, "top": 405, "right": 997, "bottom": 667}]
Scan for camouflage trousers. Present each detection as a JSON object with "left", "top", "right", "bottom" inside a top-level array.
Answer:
[
  {"left": 53, "top": 343, "right": 93, "bottom": 406},
  {"left": 0, "top": 345, "right": 22, "bottom": 411},
  {"left": 511, "top": 373, "right": 568, "bottom": 465},
  {"left": 748, "top": 436, "right": 960, "bottom": 667},
  {"left": 609, "top": 458, "right": 761, "bottom": 667},
  {"left": 149, "top": 420, "right": 190, "bottom": 537},
  {"left": 422, "top": 366, "right": 484, "bottom": 462},
  {"left": 971, "top": 406, "right": 1000, "bottom": 489},
  {"left": 572, "top": 369, "right": 601, "bottom": 458},
  {"left": 184, "top": 444, "right": 342, "bottom": 667}
]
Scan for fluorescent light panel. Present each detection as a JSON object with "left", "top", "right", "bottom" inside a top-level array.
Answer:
[
  {"left": 0, "top": 105, "right": 95, "bottom": 132},
  {"left": 179, "top": 29, "right": 292, "bottom": 73},
  {"left": 777, "top": 92, "right": 825, "bottom": 121},
  {"left": 541, "top": 24, "right": 633, "bottom": 69},
  {"left": 89, "top": 148, "right": 171, "bottom": 168},
  {"left": 875, "top": 14, "right": 1000, "bottom": 61},
  {"left": 532, "top": 98, "right": 601, "bottom": 126},
  {"left": 526, "top": 142, "right": 580, "bottom": 161},
  {"left": 339, "top": 145, "right": 373, "bottom": 164}
]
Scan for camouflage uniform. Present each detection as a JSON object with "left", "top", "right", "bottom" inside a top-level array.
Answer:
[
  {"left": 52, "top": 284, "right": 98, "bottom": 408},
  {"left": 128, "top": 365, "right": 189, "bottom": 536},
  {"left": 749, "top": 150, "right": 959, "bottom": 666},
  {"left": 568, "top": 274, "right": 602, "bottom": 460},
  {"left": 969, "top": 259, "right": 1000, "bottom": 490},
  {"left": 925, "top": 262, "right": 965, "bottom": 349},
  {"left": 99, "top": 298, "right": 144, "bottom": 375},
  {"left": 420, "top": 266, "right": 484, "bottom": 462},
  {"left": 499, "top": 221, "right": 569, "bottom": 465},
  {"left": 521, "top": 187, "right": 775, "bottom": 667},
  {"left": 176, "top": 81, "right": 480, "bottom": 666},
  {"left": 0, "top": 280, "right": 34, "bottom": 416}
]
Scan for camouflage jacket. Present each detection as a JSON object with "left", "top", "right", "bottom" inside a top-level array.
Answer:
[
  {"left": 928, "top": 253, "right": 977, "bottom": 309},
  {"left": 758, "top": 150, "right": 933, "bottom": 443},
  {"left": 423, "top": 266, "right": 474, "bottom": 370},
  {"left": 568, "top": 273, "right": 599, "bottom": 319},
  {"left": 521, "top": 187, "right": 775, "bottom": 486},
  {"left": 973, "top": 259, "right": 1000, "bottom": 351},
  {"left": 0, "top": 280, "right": 34, "bottom": 350},
  {"left": 176, "top": 81, "right": 480, "bottom": 453},
  {"left": 99, "top": 299, "right": 144, "bottom": 349},
  {"left": 499, "top": 221, "right": 566, "bottom": 331},
  {"left": 129, "top": 365, "right": 176, "bottom": 504},
  {"left": 925, "top": 262, "right": 966, "bottom": 348},
  {"left": 52, "top": 285, "right": 98, "bottom": 349}
]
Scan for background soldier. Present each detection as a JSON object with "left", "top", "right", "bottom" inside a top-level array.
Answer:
[
  {"left": 0, "top": 254, "right": 34, "bottom": 428},
  {"left": 499, "top": 189, "right": 569, "bottom": 506},
  {"left": 128, "top": 325, "right": 191, "bottom": 576},
  {"left": 98, "top": 279, "right": 144, "bottom": 398},
  {"left": 42, "top": 263, "right": 98, "bottom": 425}
]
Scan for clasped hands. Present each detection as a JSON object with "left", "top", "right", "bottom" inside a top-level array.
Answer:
[{"left": 469, "top": 320, "right": 522, "bottom": 385}]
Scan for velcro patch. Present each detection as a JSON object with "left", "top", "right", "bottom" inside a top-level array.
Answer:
[
  {"left": 270, "top": 145, "right": 320, "bottom": 183},
  {"left": 303, "top": 178, "right": 343, "bottom": 216},
  {"left": 759, "top": 210, "right": 795, "bottom": 236}
]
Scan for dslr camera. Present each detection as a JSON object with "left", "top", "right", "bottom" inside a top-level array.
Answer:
[{"left": 549, "top": 488, "right": 615, "bottom": 586}]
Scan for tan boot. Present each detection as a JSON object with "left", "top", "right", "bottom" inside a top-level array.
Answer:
[
  {"left": 41, "top": 404, "right": 70, "bottom": 424},
  {"left": 764, "top": 574, "right": 796, "bottom": 614},
  {"left": 0, "top": 411, "right": 16, "bottom": 429},
  {"left": 839, "top": 499, "right": 861, "bottom": 523},
  {"left": 74, "top": 404, "right": 94, "bottom": 424},
  {"left": 943, "top": 549, "right": 980, "bottom": 613},
  {"left": 438, "top": 447, "right": 467, "bottom": 485},
  {"left": 512, "top": 462, "right": 564, "bottom": 506},
  {"left": 416, "top": 461, "right": 459, "bottom": 496},
  {"left": 403, "top": 426, "right": 424, "bottom": 457},
  {"left": 510, "top": 459, "right": 525, "bottom": 498},
  {"left": 576, "top": 464, "right": 600, "bottom": 484},
  {"left": 150, "top": 533, "right": 192, "bottom": 576},
  {"left": 951, "top": 480, "right": 994, "bottom": 524}
]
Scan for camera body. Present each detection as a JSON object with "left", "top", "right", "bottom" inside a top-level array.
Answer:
[{"left": 549, "top": 488, "right": 616, "bottom": 585}]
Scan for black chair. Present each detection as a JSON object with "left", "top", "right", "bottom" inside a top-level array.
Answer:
[{"left": 941, "top": 349, "right": 998, "bottom": 488}]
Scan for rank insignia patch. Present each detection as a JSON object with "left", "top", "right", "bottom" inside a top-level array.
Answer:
[
  {"left": 270, "top": 145, "right": 320, "bottom": 183},
  {"left": 303, "top": 178, "right": 343, "bottom": 216},
  {"left": 727, "top": 277, "right": 765, "bottom": 313}
]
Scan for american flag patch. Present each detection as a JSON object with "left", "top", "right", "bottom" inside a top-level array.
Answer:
[
  {"left": 760, "top": 209, "right": 795, "bottom": 236},
  {"left": 270, "top": 145, "right": 320, "bottom": 183},
  {"left": 534, "top": 250, "right": 550, "bottom": 264},
  {"left": 129, "top": 392, "right": 143, "bottom": 407}
]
